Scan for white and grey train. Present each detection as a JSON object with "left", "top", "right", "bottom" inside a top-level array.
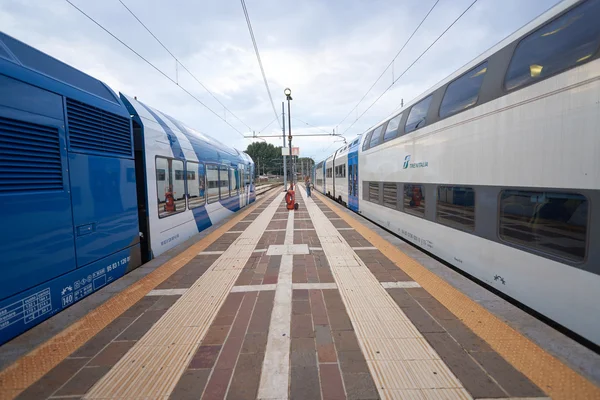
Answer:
[{"left": 314, "top": 0, "right": 600, "bottom": 347}]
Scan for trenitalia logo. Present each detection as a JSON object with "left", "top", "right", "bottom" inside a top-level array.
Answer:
[{"left": 403, "top": 154, "right": 429, "bottom": 169}]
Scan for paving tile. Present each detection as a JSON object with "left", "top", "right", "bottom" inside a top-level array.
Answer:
[
  {"left": 228, "top": 292, "right": 258, "bottom": 338},
  {"left": 405, "top": 288, "right": 433, "bottom": 299},
  {"left": 320, "top": 363, "right": 346, "bottom": 400},
  {"left": 115, "top": 320, "right": 156, "bottom": 341},
  {"left": 290, "top": 365, "right": 321, "bottom": 400},
  {"left": 339, "top": 351, "right": 370, "bottom": 373},
  {"left": 436, "top": 318, "right": 492, "bottom": 352},
  {"left": 416, "top": 297, "right": 458, "bottom": 321},
  {"left": 227, "top": 352, "right": 265, "bottom": 400},
  {"left": 329, "top": 311, "right": 353, "bottom": 331},
  {"left": 292, "top": 300, "right": 311, "bottom": 315},
  {"left": 54, "top": 366, "right": 111, "bottom": 396},
  {"left": 332, "top": 331, "right": 361, "bottom": 352},
  {"left": 215, "top": 335, "right": 244, "bottom": 370},
  {"left": 15, "top": 357, "right": 90, "bottom": 400},
  {"left": 292, "top": 314, "right": 314, "bottom": 338},
  {"left": 309, "top": 290, "right": 329, "bottom": 325},
  {"left": 88, "top": 341, "right": 135, "bottom": 367},
  {"left": 342, "top": 372, "right": 379, "bottom": 400},
  {"left": 386, "top": 288, "right": 419, "bottom": 308},
  {"left": 247, "top": 303, "right": 272, "bottom": 333},
  {"left": 189, "top": 345, "right": 222, "bottom": 369},
  {"left": 147, "top": 295, "right": 182, "bottom": 311},
  {"left": 169, "top": 369, "right": 211, "bottom": 400},
  {"left": 401, "top": 306, "right": 445, "bottom": 333},
  {"left": 423, "top": 332, "right": 505, "bottom": 398},
  {"left": 293, "top": 289, "right": 309, "bottom": 300},
  {"left": 241, "top": 332, "right": 268, "bottom": 354},
  {"left": 471, "top": 351, "right": 546, "bottom": 397},
  {"left": 202, "top": 325, "right": 231, "bottom": 345},
  {"left": 212, "top": 313, "right": 236, "bottom": 326},
  {"left": 70, "top": 316, "right": 136, "bottom": 358},
  {"left": 218, "top": 292, "right": 244, "bottom": 316},
  {"left": 202, "top": 368, "right": 233, "bottom": 400}
]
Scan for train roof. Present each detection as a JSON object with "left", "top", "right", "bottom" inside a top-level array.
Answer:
[
  {"left": 121, "top": 93, "right": 249, "bottom": 165},
  {"left": 0, "top": 32, "right": 127, "bottom": 117},
  {"left": 359, "top": 0, "right": 579, "bottom": 135}
]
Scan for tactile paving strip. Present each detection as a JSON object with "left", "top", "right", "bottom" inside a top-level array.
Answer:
[
  {"left": 300, "top": 188, "right": 469, "bottom": 400},
  {"left": 0, "top": 188, "right": 281, "bottom": 400},
  {"left": 312, "top": 189, "right": 600, "bottom": 400},
  {"left": 84, "top": 193, "right": 283, "bottom": 399}
]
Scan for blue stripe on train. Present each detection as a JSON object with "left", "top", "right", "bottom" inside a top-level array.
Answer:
[{"left": 138, "top": 102, "right": 185, "bottom": 159}]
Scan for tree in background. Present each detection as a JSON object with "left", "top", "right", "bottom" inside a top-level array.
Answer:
[{"left": 245, "top": 142, "right": 314, "bottom": 178}]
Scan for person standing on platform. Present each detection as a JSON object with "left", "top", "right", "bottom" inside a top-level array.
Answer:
[{"left": 305, "top": 176, "right": 312, "bottom": 197}]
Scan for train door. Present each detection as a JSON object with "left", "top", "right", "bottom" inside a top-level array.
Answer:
[
  {"left": 240, "top": 165, "right": 247, "bottom": 207},
  {"left": 348, "top": 152, "right": 359, "bottom": 211}
]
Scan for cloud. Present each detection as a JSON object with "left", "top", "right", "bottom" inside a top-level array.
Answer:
[{"left": 1, "top": 0, "right": 560, "bottom": 161}]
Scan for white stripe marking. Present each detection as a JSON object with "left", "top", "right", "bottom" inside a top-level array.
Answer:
[
  {"left": 198, "top": 251, "right": 225, "bottom": 255},
  {"left": 224, "top": 231, "right": 245, "bottom": 234},
  {"left": 294, "top": 228, "right": 315, "bottom": 231},
  {"left": 266, "top": 244, "right": 309, "bottom": 256},
  {"left": 265, "top": 229, "right": 286, "bottom": 232},
  {"left": 309, "top": 247, "right": 323, "bottom": 251},
  {"left": 380, "top": 281, "right": 421, "bottom": 289},
  {"left": 258, "top": 204, "right": 295, "bottom": 399},
  {"left": 293, "top": 283, "right": 337, "bottom": 290},
  {"left": 352, "top": 246, "right": 378, "bottom": 251},
  {"left": 231, "top": 284, "right": 276, "bottom": 292},
  {"left": 254, "top": 249, "right": 267, "bottom": 253},
  {"left": 146, "top": 289, "right": 188, "bottom": 296},
  {"left": 336, "top": 227, "right": 355, "bottom": 231}
]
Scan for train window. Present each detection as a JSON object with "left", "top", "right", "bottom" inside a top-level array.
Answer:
[
  {"left": 206, "top": 164, "right": 219, "bottom": 204},
  {"left": 219, "top": 166, "right": 230, "bottom": 199},
  {"left": 499, "top": 190, "right": 588, "bottom": 262},
  {"left": 156, "top": 157, "right": 186, "bottom": 218},
  {"left": 187, "top": 162, "right": 206, "bottom": 209},
  {"left": 436, "top": 186, "right": 475, "bottom": 231},
  {"left": 403, "top": 184, "right": 425, "bottom": 217},
  {"left": 383, "top": 183, "right": 397, "bottom": 209},
  {"left": 440, "top": 62, "right": 488, "bottom": 118},
  {"left": 505, "top": 0, "right": 600, "bottom": 91},
  {"left": 368, "top": 182, "right": 380, "bottom": 203},
  {"left": 405, "top": 95, "right": 433, "bottom": 133},
  {"left": 383, "top": 113, "right": 402, "bottom": 142},
  {"left": 369, "top": 125, "right": 384, "bottom": 148},
  {"left": 362, "top": 130, "right": 374, "bottom": 151}
]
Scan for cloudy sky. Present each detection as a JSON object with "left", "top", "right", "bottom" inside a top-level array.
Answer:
[{"left": 1, "top": 0, "right": 560, "bottom": 161}]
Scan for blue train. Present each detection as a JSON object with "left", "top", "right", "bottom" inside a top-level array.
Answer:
[{"left": 0, "top": 32, "right": 255, "bottom": 345}]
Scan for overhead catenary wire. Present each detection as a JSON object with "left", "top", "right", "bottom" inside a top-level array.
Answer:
[
  {"left": 117, "top": 0, "right": 253, "bottom": 132},
  {"left": 337, "top": 0, "right": 441, "bottom": 129},
  {"left": 341, "top": 0, "right": 479, "bottom": 136},
  {"left": 64, "top": 0, "right": 247, "bottom": 137},
  {"left": 257, "top": 116, "right": 279, "bottom": 134},
  {"left": 240, "top": 0, "right": 282, "bottom": 130},
  {"left": 292, "top": 116, "right": 332, "bottom": 135}
]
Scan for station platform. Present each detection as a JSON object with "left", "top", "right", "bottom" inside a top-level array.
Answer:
[{"left": 1, "top": 185, "right": 599, "bottom": 400}]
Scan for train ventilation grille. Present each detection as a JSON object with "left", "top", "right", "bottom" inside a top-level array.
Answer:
[
  {"left": 0, "top": 116, "right": 63, "bottom": 193},
  {"left": 66, "top": 98, "right": 132, "bottom": 157}
]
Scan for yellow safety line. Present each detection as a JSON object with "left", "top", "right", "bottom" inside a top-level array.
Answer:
[
  {"left": 313, "top": 191, "right": 600, "bottom": 400},
  {"left": 0, "top": 188, "right": 280, "bottom": 400}
]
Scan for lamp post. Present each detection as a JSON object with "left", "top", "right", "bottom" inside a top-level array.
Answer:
[{"left": 284, "top": 88, "right": 293, "bottom": 188}]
